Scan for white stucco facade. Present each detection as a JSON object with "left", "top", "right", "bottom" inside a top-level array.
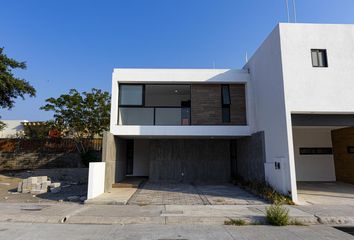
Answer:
[
  {"left": 241, "top": 23, "right": 354, "bottom": 202},
  {"left": 101, "top": 23, "right": 354, "bottom": 202},
  {"left": 110, "top": 68, "right": 252, "bottom": 138}
]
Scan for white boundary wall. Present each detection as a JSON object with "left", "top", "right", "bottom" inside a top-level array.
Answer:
[{"left": 87, "top": 162, "right": 106, "bottom": 200}]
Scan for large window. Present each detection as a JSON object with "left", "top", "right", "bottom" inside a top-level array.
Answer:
[
  {"left": 311, "top": 49, "right": 328, "bottom": 68},
  {"left": 144, "top": 85, "right": 190, "bottom": 107},
  {"left": 118, "top": 84, "right": 191, "bottom": 125},
  {"left": 119, "top": 85, "right": 143, "bottom": 106}
]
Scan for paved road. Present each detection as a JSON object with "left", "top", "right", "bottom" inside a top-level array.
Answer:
[{"left": 0, "top": 222, "right": 353, "bottom": 240}]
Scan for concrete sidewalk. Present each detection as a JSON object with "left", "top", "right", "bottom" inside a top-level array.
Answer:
[
  {"left": 85, "top": 188, "right": 137, "bottom": 205},
  {"left": 0, "top": 202, "right": 343, "bottom": 225},
  {"left": 295, "top": 204, "right": 354, "bottom": 225}
]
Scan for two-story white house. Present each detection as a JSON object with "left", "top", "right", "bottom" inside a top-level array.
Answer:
[{"left": 89, "top": 23, "right": 354, "bottom": 203}]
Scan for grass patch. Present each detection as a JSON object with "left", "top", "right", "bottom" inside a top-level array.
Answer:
[
  {"left": 224, "top": 218, "right": 247, "bottom": 226},
  {"left": 266, "top": 204, "right": 290, "bottom": 226}
]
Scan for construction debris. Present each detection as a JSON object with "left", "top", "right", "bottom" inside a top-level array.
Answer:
[{"left": 17, "top": 176, "right": 61, "bottom": 195}]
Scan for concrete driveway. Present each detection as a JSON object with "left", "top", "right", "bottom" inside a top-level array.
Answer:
[
  {"left": 128, "top": 182, "right": 265, "bottom": 205},
  {"left": 297, "top": 182, "right": 354, "bottom": 205}
]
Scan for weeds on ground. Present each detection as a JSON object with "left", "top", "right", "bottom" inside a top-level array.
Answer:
[
  {"left": 224, "top": 218, "right": 247, "bottom": 226},
  {"left": 233, "top": 179, "right": 294, "bottom": 205},
  {"left": 266, "top": 204, "right": 289, "bottom": 226}
]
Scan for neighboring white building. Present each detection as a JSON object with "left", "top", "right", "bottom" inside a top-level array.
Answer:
[
  {"left": 89, "top": 23, "right": 354, "bottom": 203},
  {"left": 0, "top": 120, "right": 28, "bottom": 138}
]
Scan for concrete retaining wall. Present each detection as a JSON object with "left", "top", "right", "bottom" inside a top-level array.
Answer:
[{"left": 0, "top": 152, "right": 83, "bottom": 171}]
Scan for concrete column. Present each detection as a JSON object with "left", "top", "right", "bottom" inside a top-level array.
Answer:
[{"left": 102, "top": 131, "right": 117, "bottom": 192}]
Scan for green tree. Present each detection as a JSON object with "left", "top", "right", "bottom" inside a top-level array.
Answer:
[
  {"left": 0, "top": 47, "right": 36, "bottom": 130},
  {"left": 40, "top": 88, "right": 111, "bottom": 153},
  {"left": 23, "top": 123, "right": 50, "bottom": 139},
  {"left": 0, "top": 121, "right": 6, "bottom": 131}
]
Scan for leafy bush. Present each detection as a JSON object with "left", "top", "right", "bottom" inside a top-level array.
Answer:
[
  {"left": 224, "top": 218, "right": 247, "bottom": 226},
  {"left": 266, "top": 204, "right": 289, "bottom": 226}
]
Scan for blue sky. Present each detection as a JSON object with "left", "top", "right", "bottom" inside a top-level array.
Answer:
[{"left": 1, "top": 0, "right": 354, "bottom": 121}]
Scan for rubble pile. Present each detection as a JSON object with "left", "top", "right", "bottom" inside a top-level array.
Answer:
[{"left": 17, "top": 176, "right": 61, "bottom": 195}]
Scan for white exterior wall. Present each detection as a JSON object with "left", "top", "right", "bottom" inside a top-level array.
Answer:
[
  {"left": 280, "top": 23, "right": 354, "bottom": 114},
  {"left": 245, "top": 26, "right": 295, "bottom": 199},
  {"left": 0, "top": 120, "right": 27, "bottom": 138},
  {"left": 292, "top": 127, "right": 336, "bottom": 182},
  {"left": 245, "top": 23, "right": 354, "bottom": 201},
  {"left": 110, "top": 68, "right": 252, "bottom": 137},
  {"left": 105, "top": 23, "right": 354, "bottom": 202},
  {"left": 279, "top": 23, "right": 354, "bottom": 201}
]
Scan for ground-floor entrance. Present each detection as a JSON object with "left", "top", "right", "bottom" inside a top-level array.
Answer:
[
  {"left": 291, "top": 114, "right": 354, "bottom": 205},
  {"left": 114, "top": 135, "right": 266, "bottom": 185},
  {"left": 100, "top": 135, "right": 268, "bottom": 205},
  {"left": 127, "top": 139, "right": 232, "bottom": 182}
]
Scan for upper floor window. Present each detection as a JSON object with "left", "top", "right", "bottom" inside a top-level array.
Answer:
[
  {"left": 119, "top": 85, "right": 143, "bottom": 106},
  {"left": 311, "top": 49, "right": 328, "bottom": 68},
  {"left": 221, "top": 85, "right": 231, "bottom": 123}
]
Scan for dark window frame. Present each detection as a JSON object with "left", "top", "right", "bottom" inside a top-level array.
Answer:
[
  {"left": 299, "top": 147, "right": 333, "bottom": 155},
  {"left": 126, "top": 139, "right": 134, "bottom": 175},
  {"left": 311, "top": 49, "right": 328, "bottom": 68},
  {"left": 221, "top": 84, "right": 231, "bottom": 123},
  {"left": 118, "top": 84, "right": 145, "bottom": 107},
  {"left": 118, "top": 83, "right": 192, "bottom": 125}
]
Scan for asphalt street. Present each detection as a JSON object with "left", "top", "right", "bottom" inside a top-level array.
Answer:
[{"left": 0, "top": 222, "right": 353, "bottom": 240}]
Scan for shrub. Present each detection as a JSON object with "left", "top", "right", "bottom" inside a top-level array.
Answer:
[
  {"left": 266, "top": 204, "right": 289, "bottom": 226},
  {"left": 224, "top": 218, "right": 247, "bottom": 226}
]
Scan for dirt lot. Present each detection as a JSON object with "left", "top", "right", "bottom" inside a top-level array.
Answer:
[{"left": 0, "top": 168, "right": 88, "bottom": 203}]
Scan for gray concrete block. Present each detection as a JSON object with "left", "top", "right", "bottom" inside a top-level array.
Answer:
[{"left": 235, "top": 131, "right": 266, "bottom": 182}]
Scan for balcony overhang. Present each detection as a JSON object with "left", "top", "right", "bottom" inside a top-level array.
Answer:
[
  {"left": 113, "top": 68, "right": 250, "bottom": 84},
  {"left": 110, "top": 125, "right": 251, "bottom": 138}
]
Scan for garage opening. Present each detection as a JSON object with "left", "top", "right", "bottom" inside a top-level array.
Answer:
[
  {"left": 114, "top": 134, "right": 266, "bottom": 186},
  {"left": 292, "top": 114, "right": 354, "bottom": 205}
]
